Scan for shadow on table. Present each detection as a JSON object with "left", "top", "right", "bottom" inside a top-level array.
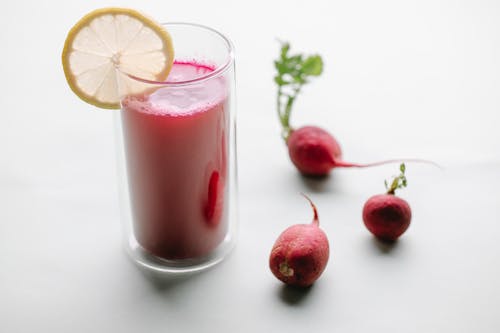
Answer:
[
  {"left": 278, "top": 284, "right": 315, "bottom": 306},
  {"left": 368, "top": 236, "right": 400, "bottom": 255},
  {"left": 298, "top": 173, "right": 334, "bottom": 193}
]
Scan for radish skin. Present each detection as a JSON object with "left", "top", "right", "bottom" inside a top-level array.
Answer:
[
  {"left": 362, "top": 163, "right": 412, "bottom": 241},
  {"left": 287, "top": 126, "right": 439, "bottom": 176},
  {"left": 363, "top": 194, "right": 412, "bottom": 241},
  {"left": 269, "top": 195, "right": 330, "bottom": 287}
]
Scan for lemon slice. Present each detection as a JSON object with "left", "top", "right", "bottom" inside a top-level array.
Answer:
[{"left": 62, "top": 8, "right": 174, "bottom": 109}]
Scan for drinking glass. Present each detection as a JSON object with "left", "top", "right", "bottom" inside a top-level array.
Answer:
[{"left": 114, "top": 23, "right": 237, "bottom": 273}]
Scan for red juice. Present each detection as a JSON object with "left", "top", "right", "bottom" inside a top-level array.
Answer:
[{"left": 121, "top": 62, "right": 229, "bottom": 260}]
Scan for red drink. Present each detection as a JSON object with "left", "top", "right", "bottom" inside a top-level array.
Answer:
[{"left": 121, "top": 62, "right": 229, "bottom": 260}]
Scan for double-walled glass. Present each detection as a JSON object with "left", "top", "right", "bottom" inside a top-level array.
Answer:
[{"left": 114, "top": 23, "right": 237, "bottom": 273}]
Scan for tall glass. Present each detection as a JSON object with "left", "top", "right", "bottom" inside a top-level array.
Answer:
[{"left": 114, "top": 23, "right": 237, "bottom": 273}]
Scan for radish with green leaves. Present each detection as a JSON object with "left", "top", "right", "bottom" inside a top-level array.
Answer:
[
  {"left": 275, "top": 42, "right": 435, "bottom": 176},
  {"left": 363, "top": 164, "right": 412, "bottom": 241}
]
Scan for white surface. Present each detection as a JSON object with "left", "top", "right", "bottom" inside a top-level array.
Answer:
[{"left": 1, "top": 0, "right": 500, "bottom": 332}]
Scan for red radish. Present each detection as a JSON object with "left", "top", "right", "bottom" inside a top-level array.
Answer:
[
  {"left": 287, "top": 126, "right": 341, "bottom": 176},
  {"left": 274, "top": 42, "right": 438, "bottom": 176},
  {"left": 269, "top": 194, "right": 330, "bottom": 287},
  {"left": 363, "top": 163, "right": 412, "bottom": 241},
  {"left": 286, "top": 126, "right": 438, "bottom": 176}
]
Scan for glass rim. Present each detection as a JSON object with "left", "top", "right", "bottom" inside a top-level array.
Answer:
[{"left": 121, "top": 22, "right": 234, "bottom": 87}]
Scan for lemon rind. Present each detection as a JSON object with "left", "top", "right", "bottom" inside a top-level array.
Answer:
[{"left": 61, "top": 7, "right": 174, "bottom": 109}]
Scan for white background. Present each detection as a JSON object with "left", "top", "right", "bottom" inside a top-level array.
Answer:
[{"left": 1, "top": 0, "right": 500, "bottom": 332}]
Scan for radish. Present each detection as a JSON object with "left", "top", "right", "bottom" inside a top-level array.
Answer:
[
  {"left": 274, "top": 42, "right": 436, "bottom": 176},
  {"left": 269, "top": 194, "right": 330, "bottom": 287},
  {"left": 362, "top": 163, "right": 412, "bottom": 241}
]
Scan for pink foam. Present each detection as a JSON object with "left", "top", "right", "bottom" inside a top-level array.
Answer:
[{"left": 123, "top": 61, "right": 226, "bottom": 116}]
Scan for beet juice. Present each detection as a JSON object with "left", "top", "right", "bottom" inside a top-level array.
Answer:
[{"left": 120, "top": 61, "right": 230, "bottom": 260}]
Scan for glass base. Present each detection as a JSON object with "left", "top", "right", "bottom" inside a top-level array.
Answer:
[{"left": 125, "top": 234, "right": 236, "bottom": 274}]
